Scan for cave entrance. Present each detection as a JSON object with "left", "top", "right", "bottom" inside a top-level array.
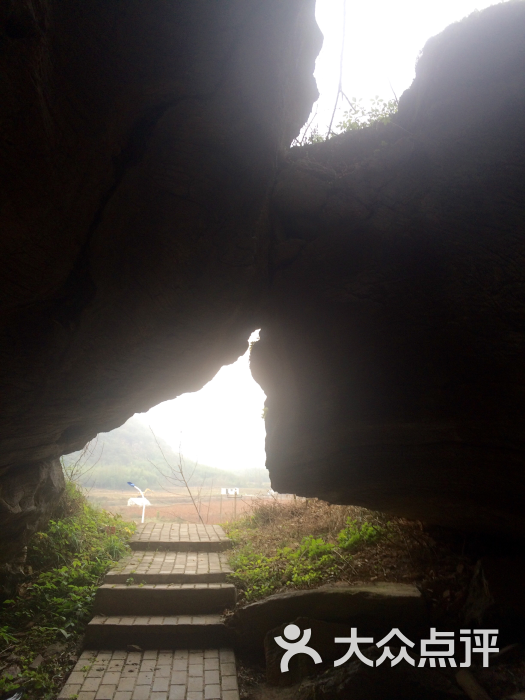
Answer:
[
  {"left": 305, "top": 0, "right": 499, "bottom": 141},
  {"left": 68, "top": 330, "right": 269, "bottom": 524}
]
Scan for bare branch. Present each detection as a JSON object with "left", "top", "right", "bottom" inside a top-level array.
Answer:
[
  {"left": 149, "top": 427, "right": 206, "bottom": 526},
  {"left": 327, "top": 0, "right": 347, "bottom": 138}
]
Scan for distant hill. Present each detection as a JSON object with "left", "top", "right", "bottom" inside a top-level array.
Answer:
[{"left": 62, "top": 417, "right": 270, "bottom": 490}]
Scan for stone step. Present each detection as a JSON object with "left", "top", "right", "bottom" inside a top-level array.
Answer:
[
  {"left": 85, "top": 615, "right": 232, "bottom": 650},
  {"left": 129, "top": 540, "right": 231, "bottom": 552},
  {"left": 94, "top": 583, "right": 237, "bottom": 616},
  {"left": 130, "top": 523, "right": 231, "bottom": 552},
  {"left": 105, "top": 551, "right": 232, "bottom": 585},
  {"left": 59, "top": 648, "right": 239, "bottom": 700}
]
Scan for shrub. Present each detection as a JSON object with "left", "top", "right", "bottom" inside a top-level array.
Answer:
[
  {"left": 228, "top": 535, "right": 339, "bottom": 602},
  {"left": 0, "top": 481, "right": 134, "bottom": 699},
  {"left": 337, "top": 518, "right": 385, "bottom": 551},
  {"left": 295, "top": 96, "right": 399, "bottom": 147},
  {"left": 336, "top": 97, "right": 398, "bottom": 132},
  {"left": 224, "top": 499, "right": 389, "bottom": 602}
]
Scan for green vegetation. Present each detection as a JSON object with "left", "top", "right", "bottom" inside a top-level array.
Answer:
[
  {"left": 224, "top": 500, "right": 388, "bottom": 602},
  {"left": 300, "top": 96, "right": 398, "bottom": 146},
  {"left": 336, "top": 96, "right": 398, "bottom": 132},
  {"left": 62, "top": 417, "right": 270, "bottom": 490},
  {"left": 227, "top": 535, "right": 338, "bottom": 601},
  {"left": 0, "top": 482, "right": 134, "bottom": 699},
  {"left": 337, "top": 518, "right": 383, "bottom": 550}
]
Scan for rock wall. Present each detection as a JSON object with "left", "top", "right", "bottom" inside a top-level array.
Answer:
[
  {"left": 0, "top": 459, "right": 64, "bottom": 563},
  {"left": 1, "top": 0, "right": 525, "bottom": 559},
  {"left": 0, "top": 0, "right": 321, "bottom": 559},
  {"left": 251, "top": 2, "right": 525, "bottom": 535}
]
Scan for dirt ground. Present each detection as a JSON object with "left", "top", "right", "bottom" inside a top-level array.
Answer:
[{"left": 85, "top": 488, "right": 293, "bottom": 524}]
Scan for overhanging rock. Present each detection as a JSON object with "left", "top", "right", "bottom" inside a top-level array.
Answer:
[
  {"left": 251, "top": 2, "right": 525, "bottom": 535},
  {"left": 0, "top": 0, "right": 321, "bottom": 560},
  {"left": 1, "top": 0, "right": 525, "bottom": 561}
]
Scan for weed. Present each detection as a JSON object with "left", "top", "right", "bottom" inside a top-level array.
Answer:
[
  {"left": 224, "top": 500, "right": 389, "bottom": 602},
  {"left": 224, "top": 498, "right": 475, "bottom": 609},
  {"left": 0, "top": 481, "right": 134, "bottom": 699},
  {"left": 337, "top": 518, "right": 385, "bottom": 551},
  {"left": 295, "top": 97, "right": 398, "bottom": 146},
  {"left": 336, "top": 97, "right": 398, "bottom": 132}
]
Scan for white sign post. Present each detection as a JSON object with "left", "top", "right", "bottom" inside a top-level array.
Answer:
[
  {"left": 221, "top": 488, "right": 240, "bottom": 519},
  {"left": 127, "top": 481, "right": 151, "bottom": 524}
]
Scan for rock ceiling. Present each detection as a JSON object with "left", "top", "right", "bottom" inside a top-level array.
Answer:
[{"left": 0, "top": 0, "right": 524, "bottom": 559}]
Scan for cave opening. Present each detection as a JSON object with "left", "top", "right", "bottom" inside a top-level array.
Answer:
[
  {"left": 61, "top": 330, "right": 269, "bottom": 525},
  {"left": 303, "top": 0, "right": 498, "bottom": 140},
  {"left": 1, "top": 0, "right": 525, "bottom": 696}
]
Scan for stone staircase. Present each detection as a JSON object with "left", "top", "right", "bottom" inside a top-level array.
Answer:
[{"left": 59, "top": 523, "right": 239, "bottom": 700}]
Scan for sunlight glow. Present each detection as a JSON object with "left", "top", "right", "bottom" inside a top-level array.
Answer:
[
  {"left": 312, "top": 0, "right": 500, "bottom": 134},
  {"left": 136, "top": 331, "right": 266, "bottom": 472}
]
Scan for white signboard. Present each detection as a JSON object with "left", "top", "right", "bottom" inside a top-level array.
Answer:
[
  {"left": 127, "top": 497, "right": 151, "bottom": 507},
  {"left": 221, "top": 488, "right": 239, "bottom": 495}
]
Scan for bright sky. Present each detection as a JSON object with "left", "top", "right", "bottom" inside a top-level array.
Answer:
[
  {"left": 136, "top": 0, "right": 499, "bottom": 472},
  {"left": 312, "top": 0, "right": 499, "bottom": 135},
  {"left": 136, "top": 331, "right": 266, "bottom": 472}
]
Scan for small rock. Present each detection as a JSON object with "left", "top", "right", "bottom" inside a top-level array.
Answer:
[
  {"left": 29, "top": 654, "right": 44, "bottom": 669},
  {"left": 2, "top": 664, "right": 21, "bottom": 678},
  {"left": 44, "top": 643, "right": 66, "bottom": 656}
]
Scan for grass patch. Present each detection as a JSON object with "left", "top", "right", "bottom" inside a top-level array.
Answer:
[
  {"left": 223, "top": 499, "right": 390, "bottom": 603},
  {"left": 0, "top": 481, "right": 135, "bottom": 699},
  {"left": 223, "top": 498, "right": 478, "bottom": 629}
]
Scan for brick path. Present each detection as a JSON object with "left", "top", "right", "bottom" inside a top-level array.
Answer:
[
  {"left": 59, "top": 524, "right": 239, "bottom": 700},
  {"left": 105, "top": 551, "right": 231, "bottom": 583},
  {"left": 59, "top": 649, "right": 238, "bottom": 700},
  {"left": 130, "top": 525, "right": 230, "bottom": 551}
]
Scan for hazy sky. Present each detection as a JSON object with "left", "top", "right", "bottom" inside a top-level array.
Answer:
[
  {"left": 312, "top": 0, "right": 499, "bottom": 134},
  {"left": 136, "top": 0, "right": 499, "bottom": 473},
  {"left": 136, "top": 332, "right": 266, "bottom": 473}
]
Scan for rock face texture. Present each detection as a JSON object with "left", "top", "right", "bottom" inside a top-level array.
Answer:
[
  {"left": 1, "top": 1, "right": 525, "bottom": 558},
  {"left": 251, "top": 2, "right": 525, "bottom": 535},
  {"left": 0, "top": 459, "right": 64, "bottom": 563},
  {"left": 0, "top": 0, "right": 320, "bottom": 559},
  {"left": 227, "top": 584, "right": 425, "bottom": 656}
]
